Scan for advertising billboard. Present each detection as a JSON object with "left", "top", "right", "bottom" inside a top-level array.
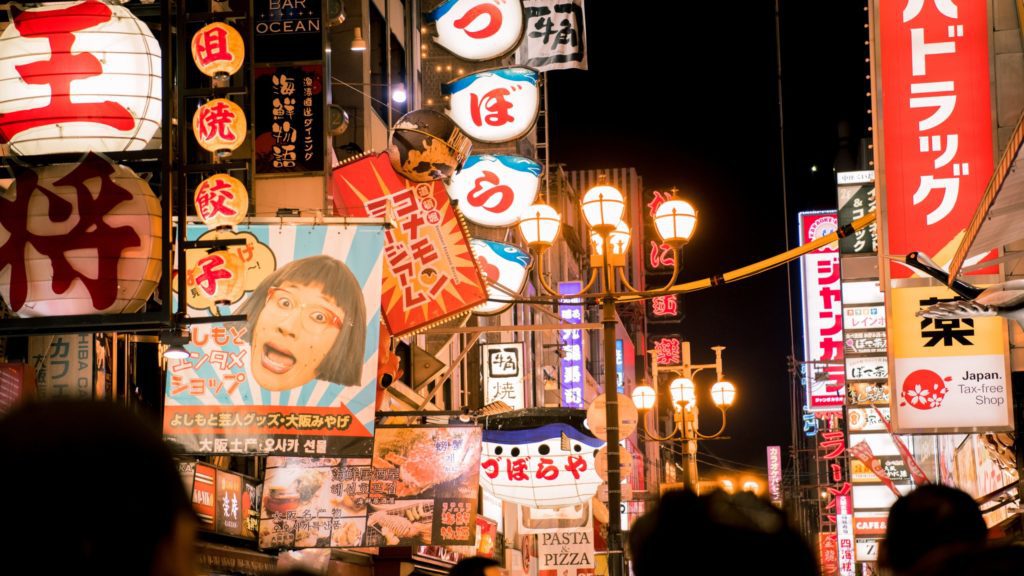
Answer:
[
  {"left": 799, "top": 212, "right": 845, "bottom": 411},
  {"left": 890, "top": 285, "right": 1012, "bottom": 432},
  {"left": 164, "top": 223, "right": 383, "bottom": 457},
  {"left": 877, "top": 0, "right": 994, "bottom": 276},
  {"left": 258, "top": 425, "right": 482, "bottom": 549}
]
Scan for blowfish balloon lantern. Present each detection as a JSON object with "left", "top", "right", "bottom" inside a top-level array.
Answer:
[
  {"left": 388, "top": 108, "right": 472, "bottom": 182},
  {"left": 470, "top": 239, "right": 532, "bottom": 316},
  {"left": 479, "top": 408, "right": 605, "bottom": 509},
  {"left": 0, "top": 0, "right": 163, "bottom": 156}
]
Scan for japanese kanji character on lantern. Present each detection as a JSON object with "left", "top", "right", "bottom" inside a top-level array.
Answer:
[
  {"left": 194, "top": 174, "right": 249, "bottom": 230},
  {"left": 0, "top": 153, "right": 161, "bottom": 317},
  {"left": 191, "top": 22, "right": 244, "bottom": 81},
  {"left": 0, "top": 0, "right": 163, "bottom": 156},
  {"left": 193, "top": 98, "right": 247, "bottom": 157}
]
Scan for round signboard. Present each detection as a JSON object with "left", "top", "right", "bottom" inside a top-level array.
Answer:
[{"left": 586, "top": 393, "right": 639, "bottom": 441}]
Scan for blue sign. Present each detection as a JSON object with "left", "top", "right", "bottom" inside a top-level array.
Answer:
[
  {"left": 615, "top": 339, "right": 624, "bottom": 393},
  {"left": 558, "top": 281, "right": 584, "bottom": 408}
]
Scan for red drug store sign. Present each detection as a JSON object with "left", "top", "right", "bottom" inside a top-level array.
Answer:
[{"left": 878, "top": 0, "right": 993, "bottom": 276}]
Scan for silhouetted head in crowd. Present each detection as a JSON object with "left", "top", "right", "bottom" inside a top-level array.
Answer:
[
  {"left": 879, "top": 484, "right": 987, "bottom": 575},
  {"left": 910, "top": 544, "right": 1024, "bottom": 576},
  {"left": 0, "top": 401, "right": 197, "bottom": 575},
  {"left": 449, "top": 556, "right": 502, "bottom": 576},
  {"left": 629, "top": 489, "right": 817, "bottom": 576}
]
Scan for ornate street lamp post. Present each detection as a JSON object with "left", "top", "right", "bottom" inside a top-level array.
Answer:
[
  {"left": 517, "top": 180, "right": 697, "bottom": 576},
  {"left": 632, "top": 343, "right": 737, "bottom": 492}
]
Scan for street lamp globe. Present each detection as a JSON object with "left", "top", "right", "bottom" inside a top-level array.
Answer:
[
  {"left": 591, "top": 220, "right": 632, "bottom": 257},
  {"left": 581, "top": 184, "right": 625, "bottom": 235},
  {"left": 669, "top": 377, "right": 696, "bottom": 407},
  {"left": 711, "top": 381, "right": 736, "bottom": 408},
  {"left": 654, "top": 199, "right": 697, "bottom": 248},
  {"left": 518, "top": 203, "right": 561, "bottom": 248},
  {"left": 630, "top": 385, "right": 657, "bottom": 411}
]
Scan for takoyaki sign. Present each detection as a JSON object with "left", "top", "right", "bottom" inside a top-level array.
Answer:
[{"left": 479, "top": 409, "right": 604, "bottom": 509}]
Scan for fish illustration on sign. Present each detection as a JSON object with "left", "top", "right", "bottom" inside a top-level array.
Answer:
[{"left": 471, "top": 239, "right": 532, "bottom": 315}]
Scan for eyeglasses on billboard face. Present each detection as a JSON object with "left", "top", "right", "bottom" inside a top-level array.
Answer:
[{"left": 265, "top": 287, "right": 344, "bottom": 334}]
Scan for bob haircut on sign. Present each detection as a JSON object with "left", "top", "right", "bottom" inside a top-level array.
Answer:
[{"left": 237, "top": 254, "right": 367, "bottom": 386}]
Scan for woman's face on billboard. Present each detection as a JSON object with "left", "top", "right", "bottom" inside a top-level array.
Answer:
[{"left": 251, "top": 281, "right": 344, "bottom": 391}]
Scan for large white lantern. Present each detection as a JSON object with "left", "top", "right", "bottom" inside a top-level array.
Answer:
[
  {"left": 0, "top": 0, "right": 162, "bottom": 156},
  {"left": 0, "top": 153, "right": 162, "bottom": 316}
]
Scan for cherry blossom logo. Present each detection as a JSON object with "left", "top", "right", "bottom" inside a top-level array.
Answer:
[{"left": 900, "top": 369, "right": 951, "bottom": 410}]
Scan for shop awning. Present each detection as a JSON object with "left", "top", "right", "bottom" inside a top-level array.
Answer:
[{"left": 948, "top": 110, "right": 1024, "bottom": 279}]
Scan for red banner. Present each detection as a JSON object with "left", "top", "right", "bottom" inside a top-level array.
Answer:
[
  {"left": 878, "top": 0, "right": 993, "bottom": 276},
  {"left": 332, "top": 153, "right": 488, "bottom": 336}
]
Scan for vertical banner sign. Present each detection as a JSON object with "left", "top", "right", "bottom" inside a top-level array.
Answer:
[
  {"left": 28, "top": 334, "right": 93, "bottom": 400},
  {"left": 482, "top": 342, "right": 526, "bottom": 410},
  {"left": 615, "top": 339, "right": 624, "bottom": 393},
  {"left": 255, "top": 66, "right": 324, "bottom": 174},
  {"left": 164, "top": 224, "right": 384, "bottom": 457},
  {"left": 837, "top": 496, "right": 855, "bottom": 576},
  {"left": 799, "top": 212, "right": 845, "bottom": 411},
  {"left": 878, "top": 0, "right": 994, "bottom": 276},
  {"left": 258, "top": 426, "right": 482, "bottom": 549},
  {"left": 890, "top": 286, "right": 1012, "bottom": 432},
  {"left": 253, "top": 0, "right": 323, "bottom": 63},
  {"left": 558, "top": 282, "right": 584, "bottom": 409},
  {"left": 836, "top": 171, "right": 877, "bottom": 254},
  {"left": 333, "top": 152, "right": 488, "bottom": 336},
  {"left": 820, "top": 532, "right": 839, "bottom": 576},
  {"left": 520, "top": 0, "right": 588, "bottom": 72},
  {"left": 767, "top": 445, "right": 783, "bottom": 506}
]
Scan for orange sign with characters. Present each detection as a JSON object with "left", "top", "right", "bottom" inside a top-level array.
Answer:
[{"left": 332, "top": 152, "right": 488, "bottom": 336}]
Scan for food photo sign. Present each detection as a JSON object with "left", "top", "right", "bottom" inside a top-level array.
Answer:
[
  {"left": 163, "top": 223, "right": 384, "bottom": 457},
  {"left": 258, "top": 425, "right": 483, "bottom": 549}
]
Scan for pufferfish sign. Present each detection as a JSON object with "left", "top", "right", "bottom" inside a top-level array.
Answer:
[{"left": 479, "top": 408, "right": 604, "bottom": 509}]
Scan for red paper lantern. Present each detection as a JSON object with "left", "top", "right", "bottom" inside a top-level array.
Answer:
[
  {"left": 0, "top": 153, "right": 162, "bottom": 316},
  {"left": 191, "top": 22, "right": 244, "bottom": 80},
  {"left": 186, "top": 249, "right": 245, "bottom": 305},
  {"left": 193, "top": 98, "right": 246, "bottom": 157},
  {"left": 194, "top": 173, "right": 248, "bottom": 230}
]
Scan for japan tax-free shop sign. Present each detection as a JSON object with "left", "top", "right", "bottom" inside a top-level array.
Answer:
[
  {"left": 164, "top": 223, "right": 384, "bottom": 457},
  {"left": 890, "top": 284, "right": 1012, "bottom": 433}
]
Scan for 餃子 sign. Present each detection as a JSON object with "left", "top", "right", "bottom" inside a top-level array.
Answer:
[
  {"left": 164, "top": 223, "right": 384, "bottom": 457},
  {"left": 258, "top": 425, "right": 482, "bottom": 549},
  {"left": 332, "top": 152, "right": 488, "bottom": 336}
]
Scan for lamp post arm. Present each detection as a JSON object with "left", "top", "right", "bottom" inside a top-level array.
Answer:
[
  {"left": 694, "top": 406, "right": 728, "bottom": 439},
  {"left": 638, "top": 407, "right": 682, "bottom": 442},
  {"left": 617, "top": 266, "right": 639, "bottom": 293},
  {"left": 611, "top": 211, "right": 877, "bottom": 301},
  {"left": 534, "top": 246, "right": 598, "bottom": 297}
]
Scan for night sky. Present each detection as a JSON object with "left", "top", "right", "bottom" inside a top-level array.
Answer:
[{"left": 547, "top": 2, "right": 870, "bottom": 473}]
